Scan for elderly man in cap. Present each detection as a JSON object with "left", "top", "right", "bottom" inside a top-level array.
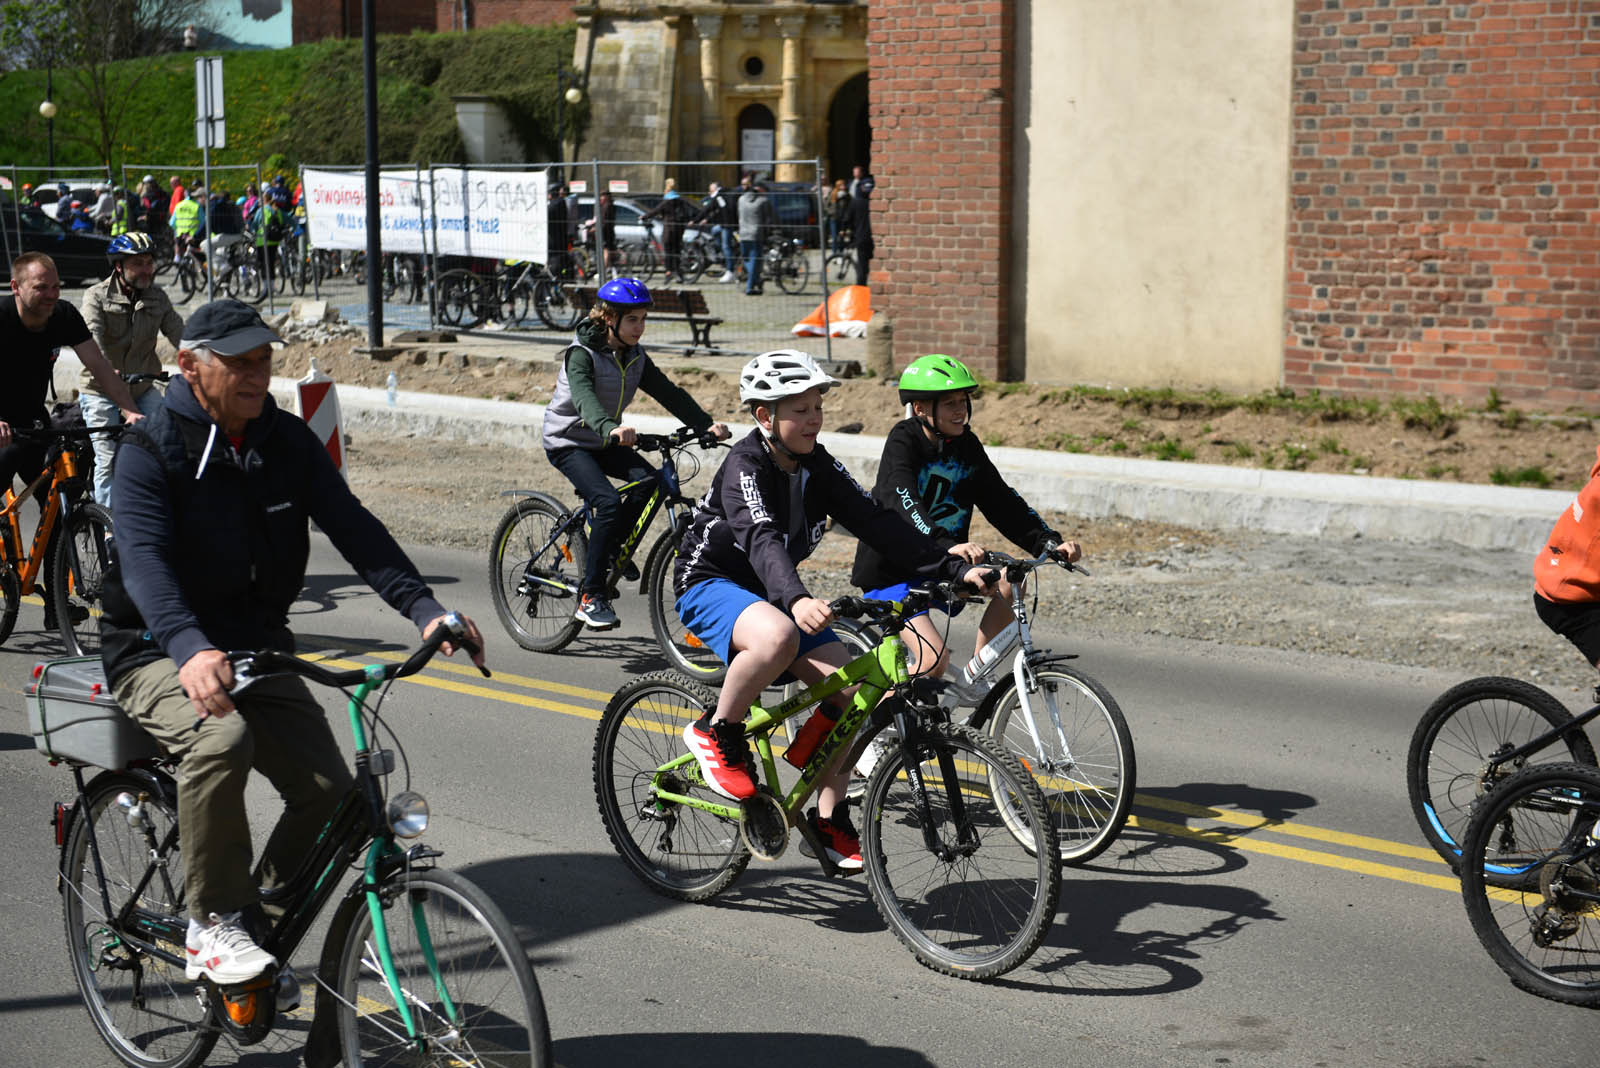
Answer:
[{"left": 99, "top": 299, "right": 488, "bottom": 989}]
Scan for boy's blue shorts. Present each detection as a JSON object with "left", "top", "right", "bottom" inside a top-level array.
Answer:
[
  {"left": 675, "top": 578, "right": 840, "bottom": 669},
  {"left": 862, "top": 581, "right": 967, "bottom": 620}
]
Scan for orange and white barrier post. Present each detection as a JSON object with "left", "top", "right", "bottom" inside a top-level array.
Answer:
[{"left": 296, "top": 359, "right": 346, "bottom": 477}]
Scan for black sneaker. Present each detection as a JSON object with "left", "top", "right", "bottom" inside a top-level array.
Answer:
[
  {"left": 574, "top": 592, "right": 620, "bottom": 630},
  {"left": 620, "top": 560, "right": 640, "bottom": 582}
]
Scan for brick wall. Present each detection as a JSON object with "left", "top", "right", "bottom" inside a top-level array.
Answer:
[
  {"left": 434, "top": 1, "right": 575, "bottom": 32},
  {"left": 293, "top": 1, "right": 435, "bottom": 42},
  {"left": 865, "top": 1, "right": 1014, "bottom": 378},
  {"left": 1286, "top": 0, "right": 1600, "bottom": 406}
]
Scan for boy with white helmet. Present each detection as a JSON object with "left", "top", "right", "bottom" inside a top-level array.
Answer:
[{"left": 673, "top": 349, "right": 994, "bottom": 869}]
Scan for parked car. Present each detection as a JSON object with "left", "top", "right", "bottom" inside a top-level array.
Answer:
[{"left": 0, "top": 204, "right": 114, "bottom": 285}]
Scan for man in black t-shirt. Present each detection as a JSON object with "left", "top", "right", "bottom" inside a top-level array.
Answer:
[{"left": 1, "top": 252, "right": 144, "bottom": 626}]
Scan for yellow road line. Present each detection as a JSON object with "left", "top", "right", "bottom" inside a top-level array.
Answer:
[
  {"left": 329, "top": 651, "right": 1501, "bottom": 897},
  {"left": 1132, "top": 792, "right": 1446, "bottom": 864}
]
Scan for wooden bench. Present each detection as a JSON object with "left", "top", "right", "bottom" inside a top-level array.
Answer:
[{"left": 563, "top": 285, "right": 725, "bottom": 354}]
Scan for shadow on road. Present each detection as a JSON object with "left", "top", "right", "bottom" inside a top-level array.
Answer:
[{"left": 555, "top": 1032, "right": 935, "bottom": 1068}]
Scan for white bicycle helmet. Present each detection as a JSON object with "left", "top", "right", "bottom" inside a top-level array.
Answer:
[{"left": 739, "top": 349, "right": 839, "bottom": 405}]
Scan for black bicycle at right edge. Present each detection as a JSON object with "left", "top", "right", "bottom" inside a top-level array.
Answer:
[{"left": 487, "top": 427, "right": 729, "bottom": 678}]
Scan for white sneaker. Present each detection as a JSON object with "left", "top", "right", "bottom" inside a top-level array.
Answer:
[
  {"left": 185, "top": 911, "right": 276, "bottom": 984},
  {"left": 718, "top": 271, "right": 737, "bottom": 283}
]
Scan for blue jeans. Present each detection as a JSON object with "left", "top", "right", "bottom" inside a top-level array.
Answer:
[
  {"left": 546, "top": 445, "right": 656, "bottom": 594},
  {"left": 742, "top": 238, "right": 763, "bottom": 293},
  {"left": 81, "top": 387, "right": 167, "bottom": 509},
  {"left": 711, "top": 225, "right": 737, "bottom": 273}
]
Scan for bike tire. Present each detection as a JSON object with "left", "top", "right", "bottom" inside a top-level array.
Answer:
[
  {"left": 393, "top": 257, "right": 417, "bottom": 304},
  {"left": 593, "top": 671, "right": 751, "bottom": 901},
  {"left": 677, "top": 242, "right": 708, "bottom": 284},
  {"left": 487, "top": 497, "right": 585, "bottom": 653},
  {"left": 861, "top": 722, "right": 1061, "bottom": 979},
  {"left": 534, "top": 277, "right": 582, "bottom": 331},
  {"left": 619, "top": 241, "right": 658, "bottom": 281},
  {"left": 987, "top": 664, "right": 1136, "bottom": 865},
  {"left": 505, "top": 278, "right": 534, "bottom": 325},
  {"left": 776, "top": 251, "right": 809, "bottom": 294},
  {"left": 436, "top": 269, "right": 478, "bottom": 328},
  {"left": 1407, "top": 676, "right": 1596, "bottom": 875},
  {"left": 335, "top": 866, "right": 552, "bottom": 1067},
  {"left": 63, "top": 772, "right": 215, "bottom": 1068},
  {"left": 642, "top": 527, "right": 728, "bottom": 684},
  {"left": 53, "top": 501, "right": 115, "bottom": 657},
  {"left": 1459, "top": 762, "right": 1600, "bottom": 1007},
  {"left": 825, "top": 252, "right": 856, "bottom": 283},
  {"left": 0, "top": 562, "right": 18, "bottom": 645}
]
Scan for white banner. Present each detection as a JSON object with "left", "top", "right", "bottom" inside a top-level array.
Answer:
[
  {"left": 303, "top": 168, "right": 433, "bottom": 254},
  {"left": 427, "top": 168, "right": 548, "bottom": 261},
  {"left": 302, "top": 167, "right": 549, "bottom": 262}
]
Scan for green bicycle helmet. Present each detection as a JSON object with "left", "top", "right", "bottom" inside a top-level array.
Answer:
[{"left": 897, "top": 354, "right": 979, "bottom": 404}]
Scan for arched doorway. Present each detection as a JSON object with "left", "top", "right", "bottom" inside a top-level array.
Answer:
[
  {"left": 737, "top": 103, "right": 776, "bottom": 176},
  {"left": 826, "top": 72, "right": 869, "bottom": 183}
]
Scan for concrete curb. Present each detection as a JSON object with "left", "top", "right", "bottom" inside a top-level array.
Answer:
[{"left": 270, "top": 377, "right": 1568, "bottom": 553}]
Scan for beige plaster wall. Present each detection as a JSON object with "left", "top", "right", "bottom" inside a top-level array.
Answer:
[{"left": 1016, "top": 1, "right": 1293, "bottom": 390}]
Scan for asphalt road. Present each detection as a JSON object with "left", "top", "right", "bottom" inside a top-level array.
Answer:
[{"left": 0, "top": 538, "right": 1594, "bottom": 1067}]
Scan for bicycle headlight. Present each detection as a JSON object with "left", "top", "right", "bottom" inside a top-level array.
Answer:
[{"left": 386, "top": 791, "right": 429, "bottom": 838}]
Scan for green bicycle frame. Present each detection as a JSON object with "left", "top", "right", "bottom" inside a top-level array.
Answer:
[
  {"left": 346, "top": 668, "right": 461, "bottom": 1047},
  {"left": 650, "top": 628, "right": 912, "bottom": 821}
]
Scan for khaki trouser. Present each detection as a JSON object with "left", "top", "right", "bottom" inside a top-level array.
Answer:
[{"left": 113, "top": 659, "right": 354, "bottom": 921}]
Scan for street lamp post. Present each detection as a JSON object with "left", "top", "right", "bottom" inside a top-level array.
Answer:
[{"left": 554, "top": 65, "right": 583, "bottom": 183}]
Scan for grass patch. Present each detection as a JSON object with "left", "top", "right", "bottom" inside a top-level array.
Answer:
[
  {"left": 1228, "top": 442, "right": 1255, "bottom": 459},
  {"left": 1142, "top": 438, "right": 1195, "bottom": 462},
  {"left": 1491, "top": 465, "right": 1552, "bottom": 488}
]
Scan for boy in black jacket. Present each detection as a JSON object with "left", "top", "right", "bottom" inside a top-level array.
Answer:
[
  {"left": 674, "top": 350, "right": 993, "bottom": 869},
  {"left": 852, "top": 354, "right": 1081, "bottom": 697}
]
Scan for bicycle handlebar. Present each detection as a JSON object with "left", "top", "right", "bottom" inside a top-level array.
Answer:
[
  {"left": 634, "top": 425, "right": 727, "bottom": 453},
  {"left": 225, "top": 612, "right": 485, "bottom": 695},
  {"left": 982, "top": 546, "right": 1091, "bottom": 579},
  {"left": 829, "top": 573, "right": 999, "bottom": 623}
]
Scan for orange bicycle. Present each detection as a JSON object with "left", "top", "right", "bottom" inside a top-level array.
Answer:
[{"left": 0, "top": 422, "right": 116, "bottom": 654}]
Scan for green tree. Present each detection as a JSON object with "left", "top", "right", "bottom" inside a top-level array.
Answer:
[{"left": 2, "top": 0, "right": 209, "bottom": 167}]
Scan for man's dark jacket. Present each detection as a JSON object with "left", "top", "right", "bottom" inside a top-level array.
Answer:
[{"left": 100, "top": 375, "right": 443, "bottom": 686}]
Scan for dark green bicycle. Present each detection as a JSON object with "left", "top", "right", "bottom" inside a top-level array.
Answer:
[{"left": 593, "top": 584, "right": 1062, "bottom": 980}]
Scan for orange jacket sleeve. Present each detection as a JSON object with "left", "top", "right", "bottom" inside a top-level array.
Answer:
[{"left": 1534, "top": 445, "right": 1600, "bottom": 603}]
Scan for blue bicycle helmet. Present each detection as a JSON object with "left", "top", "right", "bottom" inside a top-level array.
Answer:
[
  {"left": 107, "top": 231, "right": 156, "bottom": 261},
  {"left": 596, "top": 276, "right": 653, "bottom": 308}
]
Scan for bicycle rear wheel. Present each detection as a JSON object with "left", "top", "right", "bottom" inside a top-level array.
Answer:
[
  {"left": 825, "top": 252, "right": 856, "bottom": 283},
  {"left": 987, "top": 665, "right": 1136, "bottom": 865},
  {"left": 53, "top": 501, "right": 115, "bottom": 657},
  {"left": 861, "top": 723, "right": 1060, "bottom": 979},
  {"left": 63, "top": 772, "right": 214, "bottom": 1068},
  {"left": 1459, "top": 762, "right": 1600, "bottom": 1007},
  {"left": 533, "top": 277, "right": 582, "bottom": 331},
  {"left": 594, "top": 671, "right": 751, "bottom": 901},
  {"left": 642, "top": 527, "right": 727, "bottom": 684},
  {"left": 336, "top": 867, "right": 552, "bottom": 1066},
  {"left": 775, "top": 251, "right": 809, "bottom": 294},
  {"left": 436, "top": 269, "right": 479, "bottom": 327},
  {"left": 1407, "top": 676, "right": 1596, "bottom": 874},
  {"left": 487, "top": 497, "right": 585, "bottom": 653}
]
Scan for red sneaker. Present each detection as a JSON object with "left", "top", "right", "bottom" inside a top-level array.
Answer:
[
  {"left": 799, "top": 805, "right": 863, "bottom": 870},
  {"left": 683, "top": 719, "right": 757, "bottom": 801}
]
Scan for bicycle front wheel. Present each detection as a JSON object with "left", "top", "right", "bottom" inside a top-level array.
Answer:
[
  {"left": 987, "top": 665, "right": 1136, "bottom": 865},
  {"left": 336, "top": 867, "right": 552, "bottom": 1067},
  {"left": 775, "top": 252, "right": 809, "bottom": 294},
  {"left": 1407, "top": 676, "right": 1596, "bottom": 872},
  {"left": 53, "top": 501, "right": 115, "bottom": 656},
  {"left": 861, "top": 723, "right": 1061, "bottom": 979},
  {"left": 825, "top": 252, "right": 856, "bottom": 283},
  {"left": 0, "top": 562, "right": 18, "bottom": 645},
  {"left": 594, "top": 671, "right": 751, "bottom": 901},
  {"left": 487, "top": 497, "right": 585, "bottom": 653},
  {"left": 1459, "top": 762, "right": 1600, "bottom": 1007},
  {"left": 63, "top": 773, "right": 214, "bottom": 1068},
  {"left": 642, "top": 528, "right": 727, "bottom": 684},
  {"left": 436, "top": 269, "right": 478, "bottom": 327}
]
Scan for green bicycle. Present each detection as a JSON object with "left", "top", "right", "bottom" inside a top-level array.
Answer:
[
  {"left": 593, "top": 584, "right": 1062, "bottom": 980},
  {"left": 44, "top": 616, "right": 551, "bottom": 1068}
]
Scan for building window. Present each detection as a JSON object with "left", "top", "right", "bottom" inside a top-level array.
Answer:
[{"left": 743, "top": 55, "right": 765, "bottom": 79}]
